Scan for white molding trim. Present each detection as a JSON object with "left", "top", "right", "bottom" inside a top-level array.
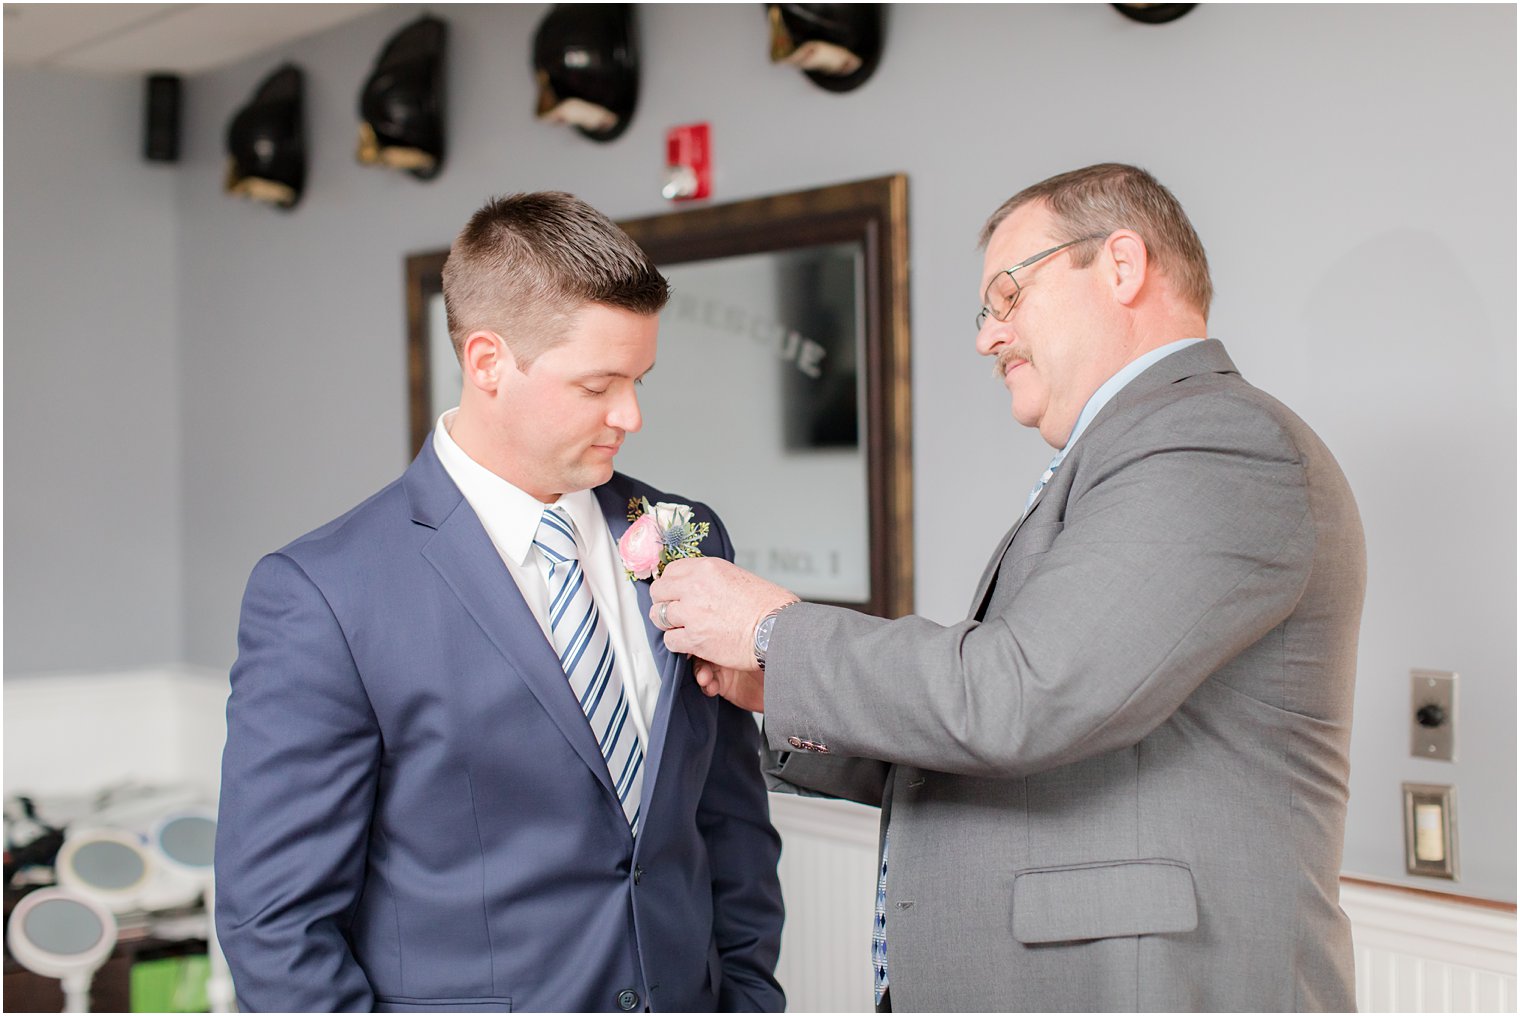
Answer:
[
  {"left": 4, "top": 665, "right": 230, "bottom": 799},
  {"left": 1341, "top": 882, "right": 1516, "bottom": 974},
  {"left": 1342, "top": 880, "right": 1516, "bottom": 1012}
]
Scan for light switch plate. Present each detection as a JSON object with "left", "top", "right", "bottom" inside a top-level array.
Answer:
[
  {"left": 1410, "top": 669, "right": 1457, "bottom": 761},
  {"left": 1402, "top": 782, "right": 1458, "bottom": 879}
]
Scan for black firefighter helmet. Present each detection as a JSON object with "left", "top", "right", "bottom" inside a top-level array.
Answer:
[
  {"left": 224, "top": 64, "right": 306, "bottom": 209},
  {"left": 767, "top": 4, "right": 884, "bottom": 94},
  {"left": 532, "top": 4, "right": 639, "bottom": 143},
  {"left": 357, "top": 16, "right": 447, "bottom": 180},
  {"left": 1112, "top": 4, "right": 1197, "bottom": 25}
]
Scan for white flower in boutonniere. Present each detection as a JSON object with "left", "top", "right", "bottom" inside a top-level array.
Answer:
[{"left": 619, "top": 497, "right": 711, "bottom": 581}]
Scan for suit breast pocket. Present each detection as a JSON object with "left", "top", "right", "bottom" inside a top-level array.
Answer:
[{"left": 1010, "top": 857, "right": 1197, "bottom": 944}]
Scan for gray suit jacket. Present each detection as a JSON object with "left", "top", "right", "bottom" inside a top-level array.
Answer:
[{"left": 764, "top": 340, "right": 1365, "bottom": 1012}]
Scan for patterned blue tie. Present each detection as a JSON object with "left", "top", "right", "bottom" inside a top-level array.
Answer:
[
  {"left": 534, "top": 505, "right": 644, "bottom": 832},
  {"left": 873, "top": 832, "right": 889, "bottom": 1005},
  {"left": 1024, "top": 451, "right": 1062, "bottom": 515}
]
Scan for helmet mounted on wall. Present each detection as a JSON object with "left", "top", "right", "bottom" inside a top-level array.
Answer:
[
  {"left": 357, "top": 16, "right": 447, "bottom": 180},
  {"left": 224, "top": 64, "right": 306, "bottom": 209},
  {"left": 533, "top": 4, "right": 639, "bottom": 143},
  {"left": 767, "top": 4, "right": 884, "bottom": 94}
]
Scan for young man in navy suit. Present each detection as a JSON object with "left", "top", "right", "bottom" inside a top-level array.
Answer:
[{"left": 216, "top": 192, "right": 785, "bottom": 1013}]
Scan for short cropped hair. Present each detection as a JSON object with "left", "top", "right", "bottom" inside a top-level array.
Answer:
[
  {"left": 442, "top": 191, "right": 669, "bottom": 368},
  {"left": 980, "top": 163, "right": 1212, "bottom": 317}
]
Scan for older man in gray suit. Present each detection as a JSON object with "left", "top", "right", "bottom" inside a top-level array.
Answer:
[{"left": 649, "top": 163, "right": 1366, "bottom": 1012}]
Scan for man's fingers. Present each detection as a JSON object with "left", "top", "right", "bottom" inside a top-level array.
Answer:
[
  {"left": 649, "top": 557, "right": 701, "bottom": 599},
  {"left": 662, "top": 628, "right": 696, "bottom": 656},
  {"left": 693, "top": 661, "right": 720, "bottom": 697}
]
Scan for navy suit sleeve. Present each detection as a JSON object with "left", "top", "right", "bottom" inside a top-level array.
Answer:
[
  {"left": 215, "top": 552, "right": 381, "bottom": 1012},
  {"left": 698, "top": 512, "right": 786, "bottom": 1013}
]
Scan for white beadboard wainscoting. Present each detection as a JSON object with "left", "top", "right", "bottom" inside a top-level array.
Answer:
[
  {"left": 770, "top": 795, "right": 882, "bottom": 1013},
  {"left": 768, "top": 793, "right": 1518, "bottom": 1014},
  {"left": 1340, "top": 879, "right": 1517, "bottom": 1013}
]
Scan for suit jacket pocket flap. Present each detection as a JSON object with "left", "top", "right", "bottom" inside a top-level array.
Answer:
[{"left": 1011, "top": 858, "right": 1197, "bottom": 944}]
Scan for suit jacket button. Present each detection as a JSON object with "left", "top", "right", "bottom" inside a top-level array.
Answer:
[
  {"left": 618, "top": 989, "right": 640, "bottom": 1010},
  {"left": 633, "top": 865, "right": 644, "bottom": 885},
  {"left": 787, "top": 736, "right": 803, "bottom": 748}
]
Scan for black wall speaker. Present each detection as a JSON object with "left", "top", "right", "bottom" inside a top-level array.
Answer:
[{"left": 144, "top": 74, "right": 181, "bottom": 162}]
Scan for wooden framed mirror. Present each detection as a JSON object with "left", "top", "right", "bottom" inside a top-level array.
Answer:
[{"left": 404, "top": 174, "right": 912, "bottom": 617}]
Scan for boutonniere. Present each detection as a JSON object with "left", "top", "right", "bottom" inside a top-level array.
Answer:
[{"left": 619, "top": 497, "right": 711, "bottom": 581}]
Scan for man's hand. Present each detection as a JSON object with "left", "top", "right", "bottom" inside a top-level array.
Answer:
[
  {"left": 693, "top": 660, "right": 766, "bottom": 713},
  {"left": 650, "top": 558, "right": 797, "bottom": 671}
]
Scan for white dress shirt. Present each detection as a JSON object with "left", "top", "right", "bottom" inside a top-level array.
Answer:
[{"left": 432, "top": 409, "right": 661, "bottom": 747}]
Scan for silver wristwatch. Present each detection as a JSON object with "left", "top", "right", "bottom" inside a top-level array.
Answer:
[{"left": 753, "top": 601, "right": 797, "bottom": 671}]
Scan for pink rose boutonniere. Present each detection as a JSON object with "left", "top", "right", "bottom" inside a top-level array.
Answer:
[{"left": 618, "top": 497, "right": 711, "bottom": 581}]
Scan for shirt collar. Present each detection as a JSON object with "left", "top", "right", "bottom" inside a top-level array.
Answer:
[
  {"left": 1053, "top": 337, "right": 1205, "bottom": 468},
  {"left": 432, "top": 408, "right": 601, "bottom": 565}
]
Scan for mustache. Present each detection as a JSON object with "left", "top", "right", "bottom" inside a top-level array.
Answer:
[{"left": 993, "top": 347, "right": 1032, "bottom": 379}]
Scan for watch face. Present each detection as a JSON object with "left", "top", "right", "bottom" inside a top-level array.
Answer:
[{"left": 755, "top": 615, "right": 777, "bottom": 653}]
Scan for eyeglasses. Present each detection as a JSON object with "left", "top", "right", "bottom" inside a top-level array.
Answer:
[{"left": 975, "top": 234, "right": 1107, "bottom": 330}]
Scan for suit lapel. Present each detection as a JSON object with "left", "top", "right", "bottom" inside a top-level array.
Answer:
[
  {"left": 968, "top": 340, "right": 1240, "bottom": 620},
  {"left": 968, "top": 507, "right": 1037, "bottom": 619},
  {"left": 594, "top": 479, "right": 686, "bottom": 821},
  {"left": 407, "top": 443, "right": 617, "bottom": 800},
  {"left": 968, "top": 474, "right": 1059, "bottom": 619}
]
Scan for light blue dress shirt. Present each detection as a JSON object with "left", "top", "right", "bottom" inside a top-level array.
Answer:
[{"left": 1024, "top": 338, "right": 1205, "bottom": 513}]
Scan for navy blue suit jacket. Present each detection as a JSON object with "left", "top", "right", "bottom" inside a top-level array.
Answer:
[{"left": 215, "top": 441, "right": 785, "bottom": 1012}]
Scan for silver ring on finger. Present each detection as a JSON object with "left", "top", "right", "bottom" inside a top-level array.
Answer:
[{"left": 657, "top": 600, "right": 672, "bottom": 630}]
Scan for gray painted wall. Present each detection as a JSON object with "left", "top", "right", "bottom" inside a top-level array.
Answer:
[
  {"left": 3, "top": 67, "right": 183, "bottom": 672},
  {"left": 4, "top": 4, "right": 1514, "bottom": 900}
]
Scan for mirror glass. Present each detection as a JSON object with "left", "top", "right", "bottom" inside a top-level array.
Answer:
[
  {"left": 426, "top": 292, "right": 457, "bottom": 426},
  {"left": 614, "top": 242, "right": 869, "bottom": 601}
]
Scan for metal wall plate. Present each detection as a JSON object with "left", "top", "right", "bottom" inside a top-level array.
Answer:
[
  {"left": 1402, "top": 782, "right": 1458, "bottom": 880},
  {"left": 1409, "top": 669, "right": 1457, "bottom": 761}
]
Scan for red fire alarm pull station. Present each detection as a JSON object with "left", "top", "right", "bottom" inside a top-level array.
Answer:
[{"left": 663, "top": 123, "right": 711, "bottom": 201}]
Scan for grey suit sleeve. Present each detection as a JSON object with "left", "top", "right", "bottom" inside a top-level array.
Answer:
[
  {"left": 762, "top": 744, "right": 889, "bottom": 808},
  {"left": 764, "top": 395, "right": 1317, "bottom": 778}
]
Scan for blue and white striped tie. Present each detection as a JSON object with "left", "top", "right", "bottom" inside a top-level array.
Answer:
[{"left": 534, "top": 505, "right": 644, "bottom": 832}]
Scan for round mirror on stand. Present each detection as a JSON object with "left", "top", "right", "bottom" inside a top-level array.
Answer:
[
  {"left": 55, "top": 827, "right": 154, "bottom": 913},
  {"left": 6, "top": 887, "right": 118, "bottom": 1013}
]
